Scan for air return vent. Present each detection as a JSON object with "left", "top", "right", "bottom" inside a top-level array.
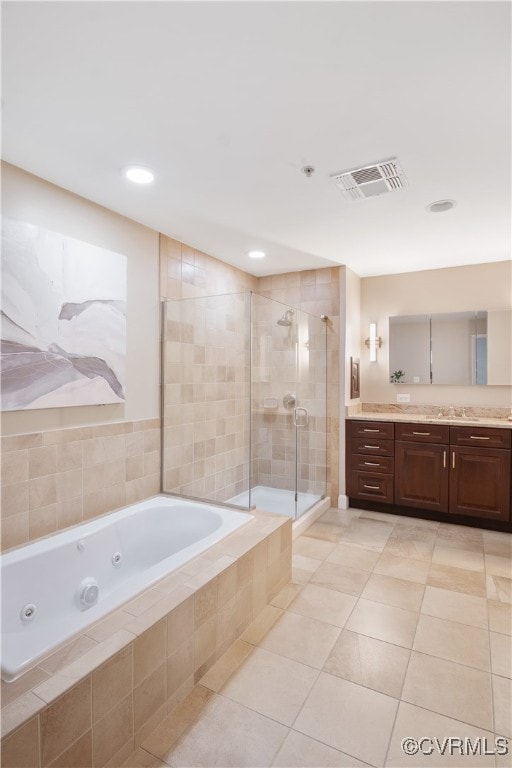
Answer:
[{"left": 330, "top": 157, "right": 407, "bottom": 201}]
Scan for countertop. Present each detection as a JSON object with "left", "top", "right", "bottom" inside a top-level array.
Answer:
[{"left": 348, "top": 412, "right": 512, "bottom": 429}]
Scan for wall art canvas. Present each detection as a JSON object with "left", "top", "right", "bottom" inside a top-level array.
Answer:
[{"left": 1, "top": 217, "right": 127, "bottom": 411}]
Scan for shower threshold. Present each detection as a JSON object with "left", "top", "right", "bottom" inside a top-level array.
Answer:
[{"left": 228, "top": 485, "right": 322, "bottom": 519}]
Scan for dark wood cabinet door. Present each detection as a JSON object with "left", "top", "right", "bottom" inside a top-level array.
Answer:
[
  {"left": 449, "top": 447, "right": 511, "bottom": 521},
  {"left": 395, "top": 441, "right": 449, "bottom": 512}
]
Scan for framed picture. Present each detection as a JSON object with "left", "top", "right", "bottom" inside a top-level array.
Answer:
[{"left": 350, "top": 356, "right": 360, "bottom": 399}]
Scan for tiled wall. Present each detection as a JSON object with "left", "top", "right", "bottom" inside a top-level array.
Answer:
[
  {"left": 160, "top": 235, "right": 258, "bottom": 503},
  {"left": 162, "top": 293, "right": 251, "bottom": 503},
  {"left": 0, "top": 419, "right": 160, "bottom": 551}
]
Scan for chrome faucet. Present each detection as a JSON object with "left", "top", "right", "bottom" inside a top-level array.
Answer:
[
  {"left": 437, "top": 406, "right": 444, "bottom": 418},
  {"left": 461, "top": 406, "right": 468, "bottom": 419},
  {"left": 448, "top": 405, "right": 456, "bottom": 419}
]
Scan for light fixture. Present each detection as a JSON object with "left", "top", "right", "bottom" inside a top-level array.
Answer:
[
  {"left": 123, "top": 166, "right": 155, "bottom": 184},
  {"left": 248, "top": 250, "right": 265, "bottom": 259},
  {"left": 426, "top": 199, "right": 456, "bottom": 213},
  {"left": 365, "top": 322, "right": 382, "bottom": 362}
]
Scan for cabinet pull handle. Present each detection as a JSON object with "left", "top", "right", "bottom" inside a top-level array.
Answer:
[
  {"left": 363, "top": 484, "right": 380, "bottom": 490},
  {"left": 364, "top": 461, "right": 380, "bottom": 466},
  {"left": 412, "top": 431, "right": 430, "bottom": 436},
  {"left": 443, "top": 450, "right": 447, "bottom": 468},
  {"left": 363, "top": 445, "right": 380, "bottom": 449},
  {"left": 363, "top": 428, "right": 380, "bottom": 433},
  {"left": 452, "top": 452, "right": 455, "bottom": 469},
  {"left": 469, "top": 435, "right": 491, "bottom": 440}
]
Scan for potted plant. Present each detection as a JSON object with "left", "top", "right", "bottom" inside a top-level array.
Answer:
[{"left": 390, "top": 370, "right": 405, "bottom": 383}]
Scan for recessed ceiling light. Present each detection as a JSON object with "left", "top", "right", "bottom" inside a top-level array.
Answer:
[
  {"left": 426, "top": 199, "right": 456, "bottom": 213},
  {"left": 248, "top": 250, "right": 266, "bottom": 259},
  {"left": 123, "top": 166, "right": 155, "bottom": 184}
]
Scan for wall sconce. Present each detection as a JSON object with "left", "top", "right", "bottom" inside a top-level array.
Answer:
[{"left": 365, "top": 322, "right": 382, "bottom": 362}]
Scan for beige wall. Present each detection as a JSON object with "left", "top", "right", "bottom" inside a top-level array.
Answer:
[
  {"left": 1, "top": 163, "right": 160, "bottom": 435},
  {"left": 360, "top": 261, "right": 512, "bottom": 407}
]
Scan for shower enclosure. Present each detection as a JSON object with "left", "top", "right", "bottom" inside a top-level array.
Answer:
[{"left": 161, "top": 292, "right": 327, "bottom": 519}]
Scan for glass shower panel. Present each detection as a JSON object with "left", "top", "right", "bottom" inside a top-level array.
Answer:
[
  {"left": 250, "top": 294, "right": 327, "bottom": 519},
  {"left": 161, "top": 293, "right": 251, "bottom": 509}
]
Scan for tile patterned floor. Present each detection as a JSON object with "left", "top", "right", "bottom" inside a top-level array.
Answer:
[{"left": 124, "top": 508, "right": 512, "bottom": 768}]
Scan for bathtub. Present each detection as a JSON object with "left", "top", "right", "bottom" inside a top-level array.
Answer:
[{"left": 1, "top": 495, "right": 252, "bottom": 682}]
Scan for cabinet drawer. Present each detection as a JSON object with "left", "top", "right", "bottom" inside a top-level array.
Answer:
[
  {"left": 350, "top": 437, "right": 395, "bottom": 458},
  {"left": 395, "top": 423, "right": 449, "bottom": 444},
  {"left": 350, "top": 421, "right": 394, "bottom": 440},
  {"left": 351, "top": 455, "right": 394, "bottom": 475},
  {"left": 349, "top": 471, "right": 394, "bottom": 503},
  {"left": 450, "top": 426, "right": 511, "bottom": 450}
]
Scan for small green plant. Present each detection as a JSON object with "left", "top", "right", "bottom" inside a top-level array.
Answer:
[{"left": 390, "top": 370, "right": 405, "bottom": 383}]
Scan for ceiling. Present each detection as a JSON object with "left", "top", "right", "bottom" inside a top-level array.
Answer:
[{"left": 2, "top": 1, "right": 510, "bottom": 277}]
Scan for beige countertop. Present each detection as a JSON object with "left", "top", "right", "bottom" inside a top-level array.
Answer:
[{"left": 348, "top": 412, "right": 512, "bottom": 429}]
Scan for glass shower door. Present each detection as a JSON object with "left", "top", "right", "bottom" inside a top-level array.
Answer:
[{"left": 250, "top": 294, "right": 327, "bottom": 519}]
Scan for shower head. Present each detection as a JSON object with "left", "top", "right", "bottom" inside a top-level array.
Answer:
[{"left": 277, "top": 309, "right": 294, "bottom": 327}]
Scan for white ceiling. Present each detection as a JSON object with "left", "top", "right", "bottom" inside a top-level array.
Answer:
[{"left": 2, "top": 1, "right": 510, "bottom": 277}]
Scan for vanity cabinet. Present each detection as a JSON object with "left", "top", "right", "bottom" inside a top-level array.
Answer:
[
  {"left": 394, "top": 423, "right": 449, "bottom": 512},
  {"left": 449, "top": 427, "right": 511, "bottom": 521},
  {"left": 346, "top": 419, "right": 512, "bottom": 528}
]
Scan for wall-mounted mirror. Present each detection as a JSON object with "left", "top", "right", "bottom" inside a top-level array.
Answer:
[{"left": 389, "top": 309, "right": 511, "bottom": 386}]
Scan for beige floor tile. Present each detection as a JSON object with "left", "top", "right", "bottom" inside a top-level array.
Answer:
[
  {"left": 141, "top": 686, "right": 214, "bottom": 758},
  {"left": 145, "top": 692, "right": 288, "bottom": 767},
  {"left": 493, "top": 674, "right": 512, "bottom": 737},
  {"left": 346, "top": 599, "right": 419, "bottom": 649},
  {"left": 433, "top": 546, "right": 485, "bottom": 573},
  {"left": 362, "top": 573, "right": 425, "bottom": 612},
  {"left": 199, "top": 639, "right": 254, "bottom": 692},
  {"left": 320, "top": 508, "right": 361, "bottom": 527},
  {"left": 428, "top": 564, "right": 486, "bottom": 598},
  {"left": 304, "top": 521, "right": 346, "bottom": 543},
  {"left": 383, "top": 524, "right": 436, "bottom": 562},
  {"left": 486, "top": 575, "right": 512, "bottom": 604},
  {"left": 122, "top": 747, "right": 166, "bottom": 767},
  {"left": 293, "top": 536, "right": 337, "bottom": 561},
  {"left": 271, "top": 583, "right": 303, "bottom": 610},
  {"left": 221, "top": 646, "right": 318, "bottom": 726},
  {"left": 272, "top": 730, "right": 370, "bottom": 767},
  {"left": 339, "top": 518, "right": 394, "bottom": 552},
  {"left": 485, "top": 555, "right": 512, "bottom": 579},
  {"left": 292, "top": 554, "right": 322, "bottom": 573},
  {"left": 292, "top": 567, "right": 314, "bottom": 585},
  {"left": 413, "top": 614, "right": 490, "bottom": 672},
  {"left": 488, "top": 600, "right": 512, "bottom": 635},
  {"left": 241, "top": 605, "right": 283, "bottom": 646},
  {"left": 324, "top": 629, "right": 410, "bottom": 699},
  {"left": 310, "top": 562, "right": 370, "bottom": 596},
  {"left": 402, "top": 651, "right": 493, "bottom": 731},
  {"left": 483, "top": 530, "right": 512, "bottom": 558},
  {"left": 288, "top": 584, "right": 357, "bottom": 628},
  {"left": 326, "top": 542, "right": 381, "bottom": 572},
  {"left": 294, "top": 672, "right": 398, "bottom": 767},
  {"left": 259, "top": 611, "right": 341, "bottom": 668},
  {"left": 386, "top": 702, "right": 496, "bottom": 767},
  {"left": 437, "top": 524, "right": 484, "bottom": 552},
  {"left": 490, "top": 632, "right": 512, "bottom": 678},
  {"left": 374, "top": 553, "right": 430, "bottom": 584},
  {"left": 421, "top": 586, "right": 488, "bottom": 629},
  {"left": 495, "top": 736, "right": 512, "bottom": 768}
]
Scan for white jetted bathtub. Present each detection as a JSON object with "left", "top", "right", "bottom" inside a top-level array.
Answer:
[{"left": 1, "top": 495, "right": 252, "bottom": 681}]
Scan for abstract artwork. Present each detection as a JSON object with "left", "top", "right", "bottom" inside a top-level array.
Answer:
[{"left": 1, "top": 217, "right": 127, "bottom": 411}]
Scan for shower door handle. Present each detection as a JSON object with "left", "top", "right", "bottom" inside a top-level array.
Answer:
[{"left": 294, "top": 407, "right": 309, "bottom": 428}]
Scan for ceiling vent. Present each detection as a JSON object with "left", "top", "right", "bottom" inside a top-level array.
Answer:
[{"left": 330, "top": 157, "right": 407, "bottom": 201}]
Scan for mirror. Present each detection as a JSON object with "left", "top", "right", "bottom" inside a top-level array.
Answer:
[{"left": 389, "top": 309, "right": 512, "bottom": 386}]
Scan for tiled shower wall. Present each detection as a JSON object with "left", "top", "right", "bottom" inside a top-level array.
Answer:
[{"left": 0, "top": 419, "right": 160, "bottom": 551}]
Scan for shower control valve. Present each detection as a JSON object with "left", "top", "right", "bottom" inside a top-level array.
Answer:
[{"left": 283, "top": 393, "right": 296, "bottom": 409}]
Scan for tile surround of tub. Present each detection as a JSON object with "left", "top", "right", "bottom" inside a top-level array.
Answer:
[
  {"left": 0, "top": 419, "right": 160, "bottom": 551},
  {"left": 0, "top": 513, "right": 292, "bottom": 767}
]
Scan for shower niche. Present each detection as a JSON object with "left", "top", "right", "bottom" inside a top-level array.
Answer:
[{"left": 161, "top": 292, "right": 327, "bottom": 520}]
